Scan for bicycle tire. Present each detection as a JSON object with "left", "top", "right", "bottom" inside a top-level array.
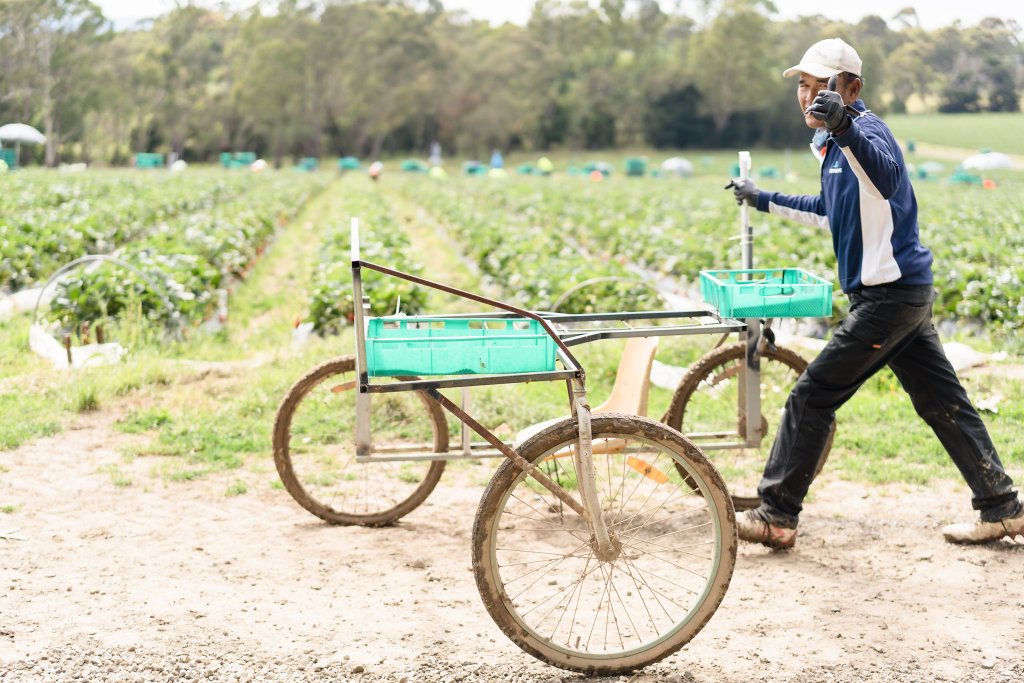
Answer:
[
  {"left": 661, "top": 342, "right": 835, "bottom": 510},
  {"left": 472, "top": 413, "right": 736, "bottom": 674},
  {"left": 273, "top": 355, "right": 448, "bottom": 526}
]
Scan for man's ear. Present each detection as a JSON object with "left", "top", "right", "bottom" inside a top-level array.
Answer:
[{"left": 845, "top": 76, "right": 863, "bottom": 103}]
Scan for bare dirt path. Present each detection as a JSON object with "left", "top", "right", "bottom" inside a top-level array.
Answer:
[{"left": 2, "top": 414, "right": 1022, "bottom": 683}]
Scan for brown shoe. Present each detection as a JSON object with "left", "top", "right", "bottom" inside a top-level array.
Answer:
[
  {"left": 736, "top": 510, "right": 797, "bottom": 549},
  {"left": 942, "top": 508, "right": 1024, "bottom": 544}
]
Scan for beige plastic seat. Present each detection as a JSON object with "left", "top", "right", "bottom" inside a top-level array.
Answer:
[{"left": 513, "top": 336, "right": 660, "bottom": 450}]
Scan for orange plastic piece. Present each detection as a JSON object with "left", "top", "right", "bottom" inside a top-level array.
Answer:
[{"left": 626, "top": 456, "right": 669, "bottom": 484}]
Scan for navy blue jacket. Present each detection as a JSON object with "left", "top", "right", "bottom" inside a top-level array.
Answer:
[{"left": 755, "top": 100, "right": 934, "bottom": 293}]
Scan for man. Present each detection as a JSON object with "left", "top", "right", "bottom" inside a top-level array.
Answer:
[{"left": 727, "top": 37, "right": 1022, "bottom": 548}]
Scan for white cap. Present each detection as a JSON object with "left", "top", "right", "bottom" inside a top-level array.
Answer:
[{"left": 783, "top": 38, "right": 862, "bottom": 79}]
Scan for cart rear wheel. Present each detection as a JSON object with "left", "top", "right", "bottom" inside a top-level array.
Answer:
[
  {"left": 662, "top": 342, "right": 835, "bottom": 510},
  {"left": 273, "top": 356, "right": 447, "bottom": 526}
]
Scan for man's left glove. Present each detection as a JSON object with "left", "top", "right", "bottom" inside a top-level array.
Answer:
[
  {"left": 807, "top": 90, "right": 851, "bottom": 135},
  {"left": 725, "top": 178, "right": 759, "bottom": 207}
]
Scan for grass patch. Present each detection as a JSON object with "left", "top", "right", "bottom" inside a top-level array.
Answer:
[
  {"left": 99, "top": 464, "right": 132, "bottom": 488},
  {"left": 167, "top": 467, "right": 208, "bottom": 482},
  {"left": 74, "top": 384, "right": 100, "bottom": 413},
  {"left": 116, "top": 408, "right": 172, "bottom": 433},
  {"left": 1, "top": 504, "right": 20, "bottom": 514},
  {"left": 0, "top": 390, "right": 63, "bottom": 450},
  {"left": 828, "top": 367, "right": 1023, "bottom": 485},
  {"left": 887, "top": 113, "right": 1024, "bottom": 155},
  {"left": 226, "top": 480, "right": 248, "bottom": 496}
]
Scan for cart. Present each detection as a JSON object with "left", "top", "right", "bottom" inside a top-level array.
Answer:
[
  {"left": 272, "top": 151, "right": 836, "bottom": 672},
  {"left": 273, "top": 219, "right": 748, "bottom": 674}
]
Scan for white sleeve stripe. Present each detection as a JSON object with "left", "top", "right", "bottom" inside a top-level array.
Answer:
[
  {"left": 768, "top": 201, "right": 830, "bottom": 229},
  {"left": 840, "top": 147, "right": 885, "bottom": 199}
]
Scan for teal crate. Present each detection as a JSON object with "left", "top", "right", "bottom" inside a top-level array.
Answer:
[
  {"left": 700, "top": 268, "right": 833, "bottom": 318},
  {"left": 134, "top": 152, "right": 164, "bottom": 169},
  {"left": 365, "top": 317, "right": 557, "bottom": 377},
  {"left": 0, "top": 148, "right": 17, "bottom": 169}
]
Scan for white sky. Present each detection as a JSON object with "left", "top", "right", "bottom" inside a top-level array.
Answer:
[{"left": 97, "top": 0, "right": 1024, "bottom": 30}]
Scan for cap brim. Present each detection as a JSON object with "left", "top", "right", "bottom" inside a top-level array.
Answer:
[{"left": 782, "top": 62, "right": 841, "bottom": 79}]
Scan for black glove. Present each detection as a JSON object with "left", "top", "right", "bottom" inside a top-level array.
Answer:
[
  {"left": 725, "top": 178, "right": 759, "bottom": 207},
  {"left": 806, "top": 90, "right": 851, "bottom": 134}
]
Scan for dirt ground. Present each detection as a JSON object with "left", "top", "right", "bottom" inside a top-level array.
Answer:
[{"left": 1, "top": 414, "right": 1022, "bottom": 683}]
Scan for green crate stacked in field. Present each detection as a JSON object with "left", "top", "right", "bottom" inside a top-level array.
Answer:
[
  {"left": 220, "top": 152, "right": 257, "bottom": 169},
  {"left": 134, "top": 152, "right": 164, "bottom": 169},
  {"left": 0, "top": 148, "right": 16, "bottom": 169},
  {"left": 625, "top": 157, "right": 647, "bottom": 177},
  {"left": 338, "top": 156, "right": 361, "bottom": 171}
]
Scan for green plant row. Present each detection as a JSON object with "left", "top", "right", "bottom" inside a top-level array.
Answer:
[
  {"left": 45, "top": 172, "right": 329, "bottom": 330},
  {"left": 0, "top": 169, "right": 265, "bottom": 291},
  {"left": 308, "top": 178, "right": 427, "bottom": 334},
  {"left": 391, "top": 176, "right": 662, "bottom": 314}
]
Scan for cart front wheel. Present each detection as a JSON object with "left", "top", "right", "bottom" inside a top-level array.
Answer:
[{"left": 472, "top": 414, "right": 736, "bottom": 675}]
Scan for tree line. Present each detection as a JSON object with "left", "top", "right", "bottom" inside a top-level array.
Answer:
[{"left": 0, "top": 0, "right": 1020, "bottom": 167}]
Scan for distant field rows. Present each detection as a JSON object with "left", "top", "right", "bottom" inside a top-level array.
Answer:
[
  {"left": 2, "top": 160, "right": 1021, "bottom": 340},
  {"left": 886, "top": 112, "right": 1024, "bottom": 157}
]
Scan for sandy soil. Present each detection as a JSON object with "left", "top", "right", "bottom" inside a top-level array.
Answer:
[{"left": 1, "top": 414, "right": 1022, "bottom": 683}]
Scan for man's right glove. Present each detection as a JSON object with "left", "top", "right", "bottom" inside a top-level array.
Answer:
[
  {"left": 807, "top": 90, "right": 852, "bottom": 135},
  {"left": 725, "top": 178, "right": 759, "bottom": 207}
]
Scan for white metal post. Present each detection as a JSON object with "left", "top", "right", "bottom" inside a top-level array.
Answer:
[
  {"left": 351, "top": 217, "right": 372, "bottom": 457},
  {"left": 738, "top": 152, "right": 763, "bottom": 446}
]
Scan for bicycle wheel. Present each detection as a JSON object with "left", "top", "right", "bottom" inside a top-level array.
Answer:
[
  {"left": 273, "top": 356, "right": 448, "bottom": 526},
  {"left": 662, "top": 342, "right": 835, "bottom": 510},
  {"left": 472, "top": 413, "right": 736, "bottom": 674}
]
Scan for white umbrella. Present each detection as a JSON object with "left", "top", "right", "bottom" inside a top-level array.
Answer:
[
  {"left": 0, "top": 123, "right": 46, "bottom": 168},
  {"left": 961, "top": 152, "right": 1012, "bottom": 171},
  {"left": 0, "top": 123, "right": 46, "bottom": 145}
]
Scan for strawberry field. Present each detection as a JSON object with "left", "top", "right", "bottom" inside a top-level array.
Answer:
[
  {"left": 2, "top": 169, "right": 328, "bottom": 331},
  {"left": 2, "top": 157, "right": 1021, "bottom": 342}
]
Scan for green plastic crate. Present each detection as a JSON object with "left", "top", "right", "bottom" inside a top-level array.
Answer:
[
  {"left": 365, "top": 317, "right": 557, "bottom": 377},
  {"left": 134, "top": 152, "right": 164, "bottom": 169},
  {"left": 700, "top": 268, "right": 833, "bottom": 318},
  {"left": 0, "top": 148, "right": 17, "bottom": 169}
]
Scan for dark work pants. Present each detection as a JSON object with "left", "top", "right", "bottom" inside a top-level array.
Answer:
[{"left": 757, "top": 283, "right": 1020, "bottom": 528}]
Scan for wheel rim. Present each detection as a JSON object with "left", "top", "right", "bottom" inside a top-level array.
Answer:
[{"left": 486, "top": 431, "right": 726, "bottom": 661}]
